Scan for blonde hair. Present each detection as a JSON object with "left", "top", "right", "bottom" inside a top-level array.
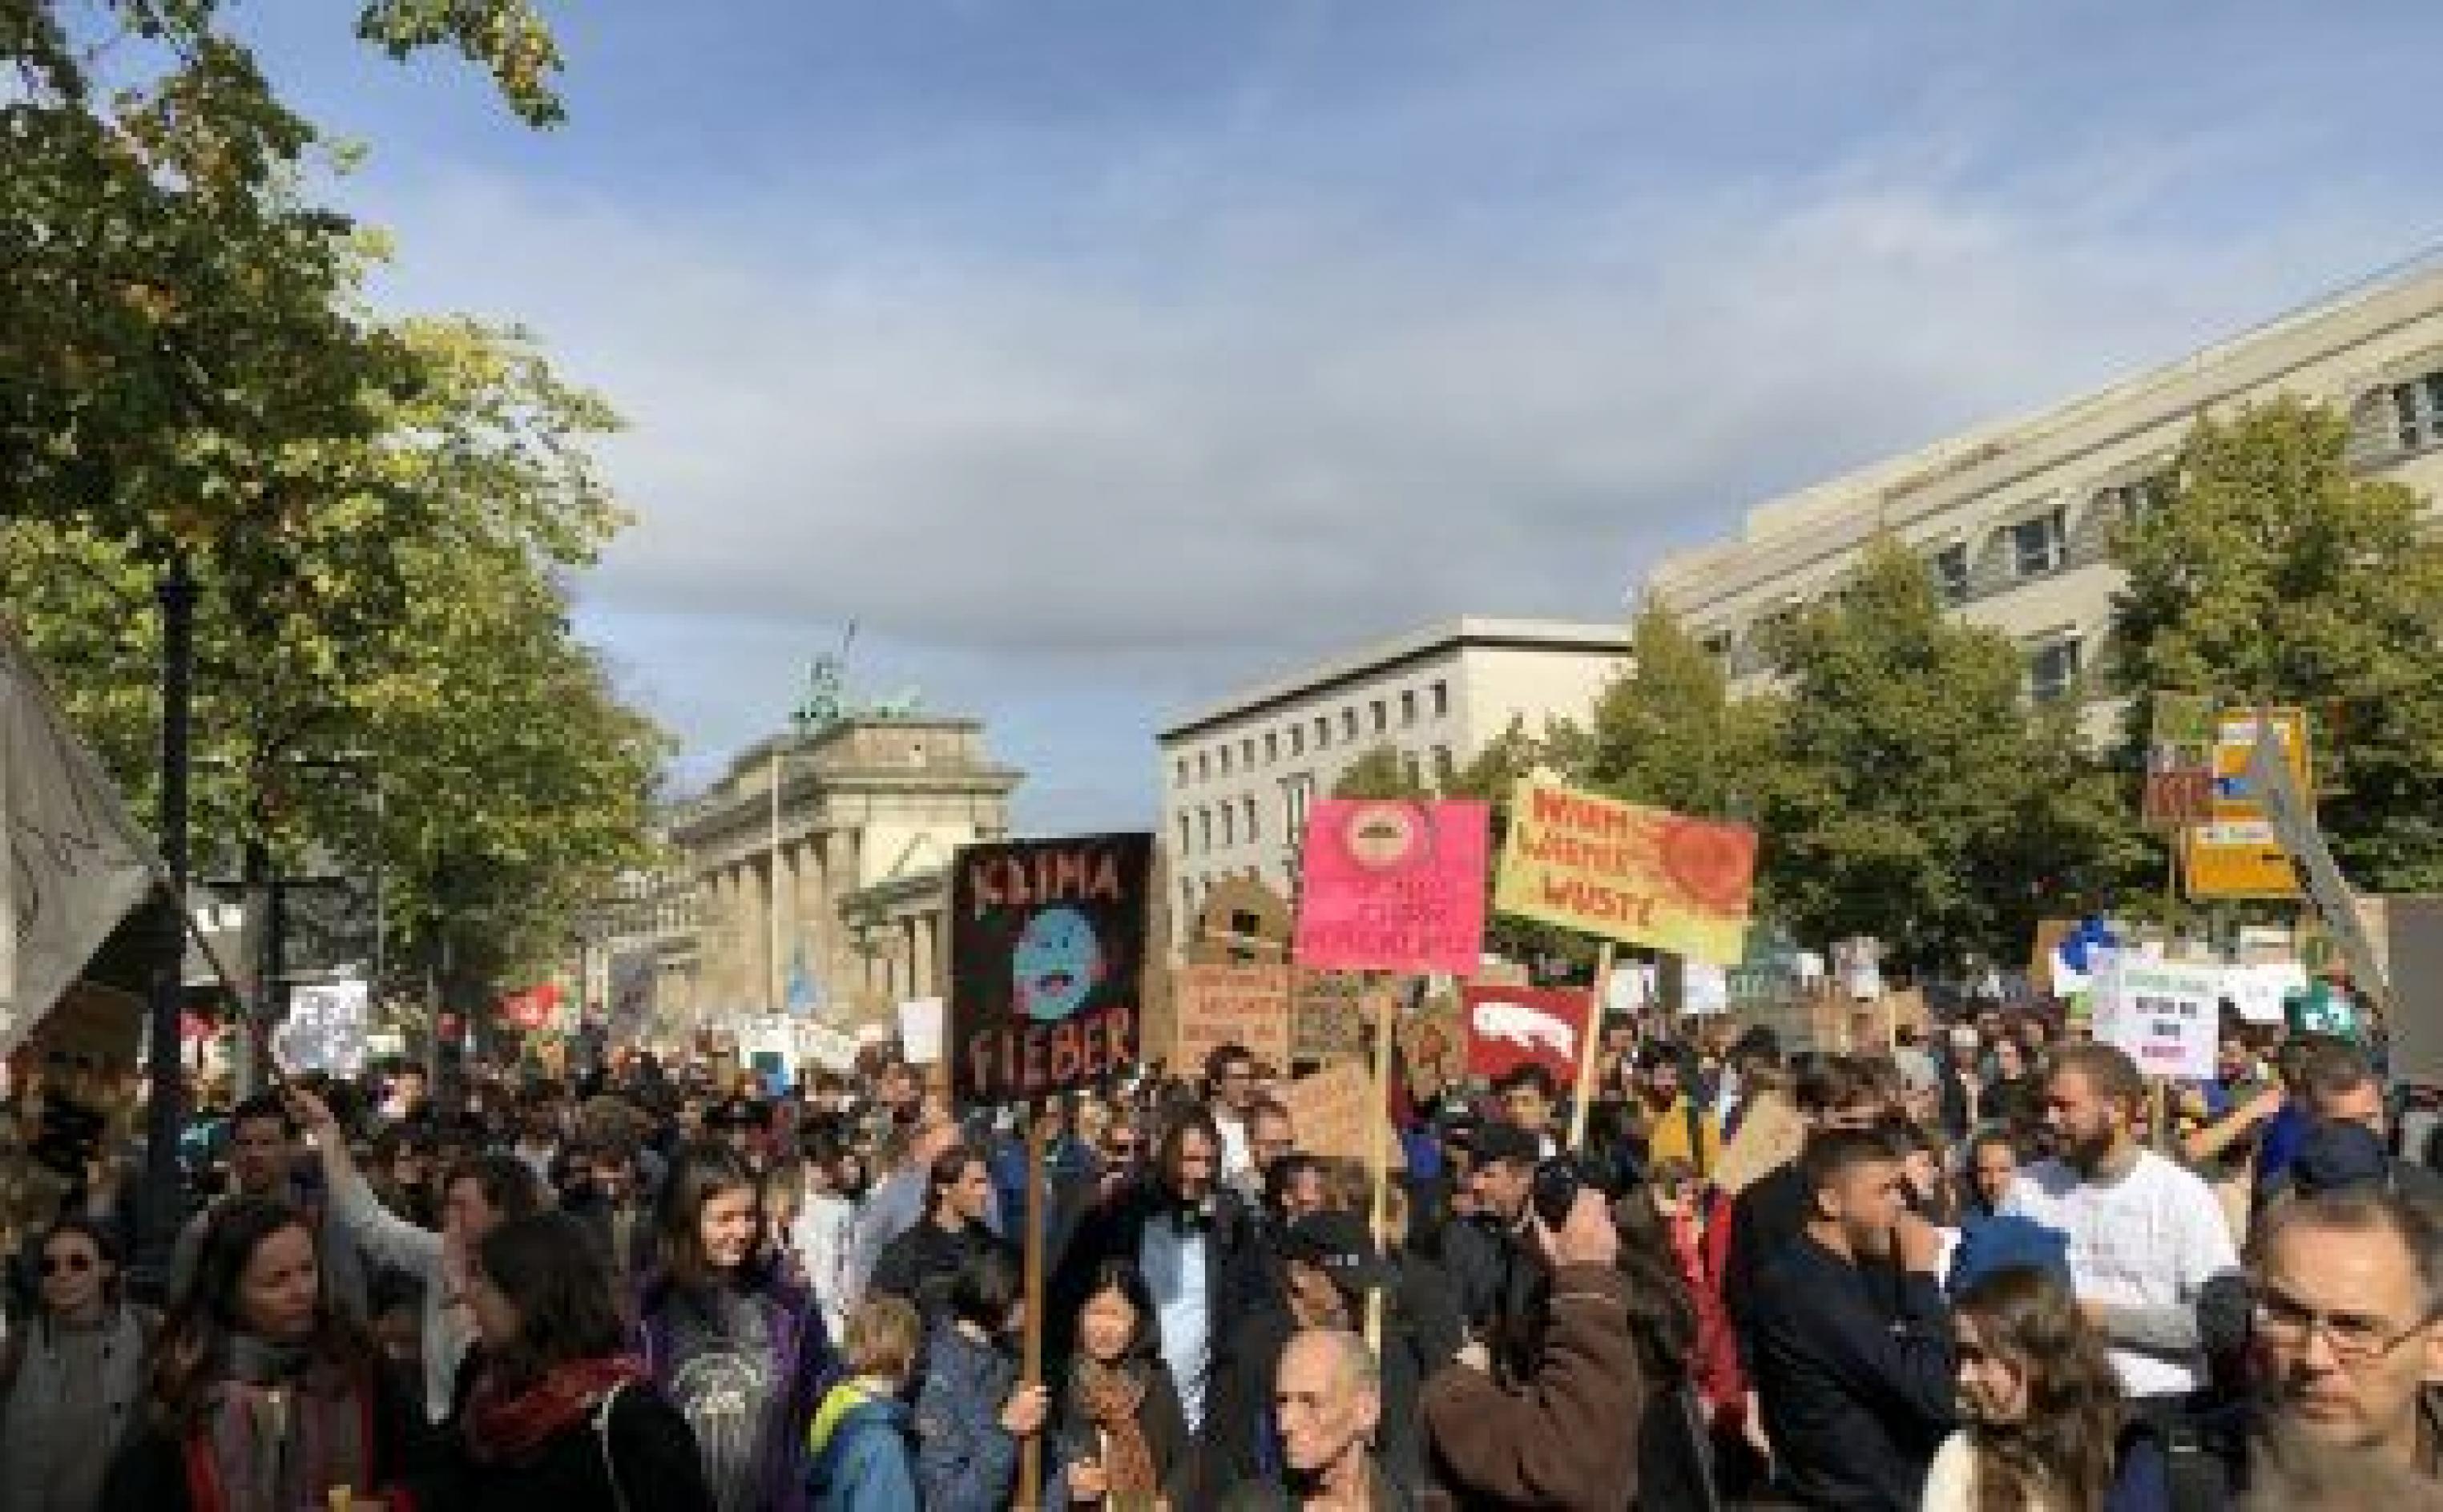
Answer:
[{"left": 843, "top": 1294, "right": 924, "bottom": 1382}]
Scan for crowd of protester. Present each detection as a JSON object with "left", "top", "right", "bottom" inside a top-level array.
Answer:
[{"left": 0, "top": 984, "right": 2437, "bottom": 1510}]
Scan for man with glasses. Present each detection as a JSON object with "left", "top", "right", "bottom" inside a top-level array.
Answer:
[{"left": 2243, "top": 1188, "right": 2443, "bottom": 1491}]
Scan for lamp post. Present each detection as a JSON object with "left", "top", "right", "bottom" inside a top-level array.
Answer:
[{"left": 134, "top": 553, "right": 196, "bottom": 1298}]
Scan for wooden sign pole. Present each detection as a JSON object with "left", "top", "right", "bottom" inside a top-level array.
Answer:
[
  {"left": 1365, "top": 976, "right": 1397, "bottom": 1353},
  {"left": 1569, "top": 942, "right": 1617, "bottom": 1151},
  {"left": 1017, "top": 1099, "right": 1047, "bottom": 1511}
]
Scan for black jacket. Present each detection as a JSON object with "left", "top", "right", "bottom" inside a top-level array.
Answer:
[
  {"left": 1750, "top": 1236, "right": 1955, "bottom": 1511},
  {"left": 869, "top": 1216, "right": 1002, "bottom": 1323},
  {"left": 1048, "top": 1178, "right": 1264, "bottom": 1498},
  {"left": 1434, "top": 1213, "right": 1547, "bottom": 1384},
  {"left": 429, "top": 1353, "right": 716, "bottom": 1512},
  {"left": 1723, "top": 1161, "right": 1906, "bottom": 1368}
]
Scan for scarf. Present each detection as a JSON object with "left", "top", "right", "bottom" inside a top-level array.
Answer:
[
  {"left": 1074, "top": 1359, "right": 1161, "bottom": 1502},
  {"left": 185, "top": 1334, "right": 373, "bottom": 1512},
  {"left": 464, "top": 1354, "right": 648, "bottom": 1464}
]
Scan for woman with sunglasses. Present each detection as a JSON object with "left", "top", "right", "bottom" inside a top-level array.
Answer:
[{"left": 0, "top": 1218, "right": 157, "bottom": 1512}]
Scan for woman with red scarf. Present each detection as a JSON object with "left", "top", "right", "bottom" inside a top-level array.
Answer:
[
  {"left": 437, "top": 1212, "right": 714, "bottom": 1510},
  {"left": 101, "top": 1197, "right": 423, "bottom": 1512}
]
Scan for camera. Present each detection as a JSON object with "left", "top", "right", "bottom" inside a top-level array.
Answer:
[{"left": 1530, "top": 1154, "right": 1605, "bottom": 1230}]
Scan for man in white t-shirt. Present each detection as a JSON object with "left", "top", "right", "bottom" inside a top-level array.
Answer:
[{"left": 2003, "top": 1042, "right": 2238, "bottom": 1405}]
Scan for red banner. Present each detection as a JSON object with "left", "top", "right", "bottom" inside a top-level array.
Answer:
[{"left": 1461, "top": 983, "right": 1594, "bottom": 1089}]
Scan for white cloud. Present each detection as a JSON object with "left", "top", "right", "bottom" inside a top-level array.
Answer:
[{"left": 353, "top": 119, "right": 2437, "bottom": 824}]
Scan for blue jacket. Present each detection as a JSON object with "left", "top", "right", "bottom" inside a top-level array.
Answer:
[
  {"left": 914, "top": 1325, "right": 1022, "bottom": 1512},
  {"left": 805, "top": 1382, "right": 918, "bottom": 1512}
]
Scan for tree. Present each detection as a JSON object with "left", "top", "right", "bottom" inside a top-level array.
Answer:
[
  {"left": 2112, "top": 397, "right": 2443, "bottom": 889},
  {"left": 1330, "top": 744, "right": 1429, "bottom": 800},
  {"left": 0, "top": 316, "right": 667, "bottom": 1006},
  {"left": 1760, "top": 538, "right": 2135, "bottom": 974},
  {"left": 1574, "top": 599, "right": 1781, "bottom": 820}
]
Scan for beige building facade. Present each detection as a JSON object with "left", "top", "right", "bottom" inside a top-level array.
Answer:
[
  {"left": 1644, "top": 264, "right": 2443, "bottom": 720},
  {"left": 1156, "top": 617, "right": 1629, "bottom": 930},
  {"left": 664, "top": 716, "right": 1020, "bottom": 1033}
]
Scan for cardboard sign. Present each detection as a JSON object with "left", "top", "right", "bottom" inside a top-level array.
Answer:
[
  {"left": 1290, "top": 971, "right": 1379, "bottom": 1063},
  {"left": 1173, "top": 964, "right": 1293, "bottom": 1074},
  {"left": 2143, "top": 693, "right": 2217, "bottom": 829},
  {"left": 2183, "top": 710, "right": 2309, "bottom": 899},
  {"left": 1294, "top": 799, "right": 1489, "bottom": 976},
  {"left": 948, "top": 833, "right": 1153, "bottom": 1106},
  {"left": 1276, "top": 1061, "right": 1373, "bottom": 1163},
  {"left": 2093, "top": 958, "right": 2220, "bottom": 1079},
  {"left": 1461, "top": 983, "right": 1594, "bottom": 1089},
  {"left": 1714, "top": 1089, "right": 1806, "bottom": 1195},
  {"left": 898, "top": 998, "right": 945, "bottom": 1065},
  {"left": 1494, "top": 780, "right": 1755, "bottom": 965}
]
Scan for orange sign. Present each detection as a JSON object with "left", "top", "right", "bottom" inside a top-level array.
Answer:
[
  {"left": 1172, "top": 964, "right": 1293, "bottom": 1075},
  {"left": 2182, "top": 710, "right": 2310, "bottom": 900}
]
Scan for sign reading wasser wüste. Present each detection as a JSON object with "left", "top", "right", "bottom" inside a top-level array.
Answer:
[{"left": 949, "top": 833, "right": 1154, "bottom": 1106}]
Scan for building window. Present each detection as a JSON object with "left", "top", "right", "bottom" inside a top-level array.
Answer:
[
  {"left": 2010, "top": 507, "right": 2068, "bottom": 579},
  {"left": 1197, "top": 751, "right": 1210, "bottom": 781},
  {"left": 1243, "top": 796, "right": 1260, "bottom": 843},
  {"left": 1241, "top": 737, "right": 1256, "bottom": 767},
  {"left": 2386, "top": 371, "right": 2443, "bottom": 454},
  {"left": 1221, "top": 804, "right": 1236, "bottom": 846},
  {"left": 1401, "top": 690, "right": 1418, "bottom": 726},
  {"left": 1341, "top": 708, "right": 1358, "bottom": 740},
  {"left": 1432, "top": 680, "right": 1450, "bottom": 718},
  {"left": 1264, "top": 731, "right": 1278, "bottom": 764},
  {"left": 1432, "top": 745, "right": 1457, "bottom": 786},
  {"left": 1199, "top": 808, "right": 1212, "bottom": 850},
  {"left": 1932, "top": 542, "right": 1970, "bottom": 603},
  {"left": 1219, "top": 745, "right": 1232, "bottom": 776},
  {"left": 1178, "top": 815, "right": 1191, "bottom": 854},
  {"left": 1314, "top": 716, "right": 1330, "bottom": 749},
  {"left": 1699, "top": 630, "right": 1731, "bottom": 661},
  {"left": 2028, "top": 639, "right": 2083, "bottom": 704},
  {"left": 1371, "top": 700, "right": 1389, "bottom": 733},
  {"left": 1402, "top": 752, "right": 1423, "bottom": 788},
  {"left": 1289, "top": 724, "right": 1304, "bottom": 757},
  {"left": 1174, "top": 757, "right": 1188, "bottom": 787},
  {"left": 1282, "top": 772, "right": 1316, "bottom": 845},
  {"left": 1183, "top": 877, "right": 1198, "bottom": 918},
  {"left": 2098, "top": 474, "right": 2170, "bottom": 526}
]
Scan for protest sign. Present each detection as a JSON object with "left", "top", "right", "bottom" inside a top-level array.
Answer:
[
  {"left": 1683, "top": 962, "right": 1731, "bottom": 1016},
  {"left": 1494, "top": 780, "right": 1756, "bottom": 965},
  {"left": 1294, "top": 800, "right": 1488, "bottom": 975},
  {"left": 2183, "top": 709, "right": 2309, "bottom": 900},
  {"left": 2223, "top": 962, "right": 2306, "bottom": 1025},
  {"left": 1290, "top": 970, "right": 1378, "bottom": 1063},
  {"left": 1461, "top": 984, "right": 1594, "bottom": 1089},
  {"left": 2092, "top": 958, "right": 2221, "bottom": 1079},
  {"left": 1172, "top": 963, "right": 1293, "bottom": 1073},
  {"left": 1276, "top": 1061, "right": 1373, "bottom": 1163},
  {"left": 898, "top": 998, "right": 945, "bottom": 1064},
  {"left": 607, "top": 947, "right": 655, "bottom": 1046},
  {"left": 949, "top": 833, "right": 1153, "bottom": 1106},
  {"left": 274, "top": 978, "right": 370, "bottom": 1075},
  {"left": 1398, "top": 991, "right": 1467, "bottom": 1096},
  {"left": 2142, "top": 693, "right": 2217, "bottom": 829}
]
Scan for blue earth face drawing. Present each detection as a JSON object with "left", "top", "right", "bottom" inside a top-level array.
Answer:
[{"left": 1013, "top": 906, "right": 1104, "bottom": 1023}]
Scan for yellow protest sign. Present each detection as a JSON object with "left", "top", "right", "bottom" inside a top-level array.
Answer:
[
  {"left": 1494, "top": 779, "right": 1756, "bottom": 965},
  {"left": 2183, "top": 709, "right": 2310, "bottom": 900}
]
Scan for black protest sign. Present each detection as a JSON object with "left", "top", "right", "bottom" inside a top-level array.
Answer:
[{"left": 949, "top": 833, "right": 1154, "bottom": 1107}]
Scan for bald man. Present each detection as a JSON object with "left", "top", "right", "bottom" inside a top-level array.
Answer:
[{"left": 1219, "top": 1329, "right": 1395, "bottom": 1510}]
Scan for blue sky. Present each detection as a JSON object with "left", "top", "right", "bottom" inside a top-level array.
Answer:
[{"left": 244, "top": 1, "right": 2443, "bottom": 830}]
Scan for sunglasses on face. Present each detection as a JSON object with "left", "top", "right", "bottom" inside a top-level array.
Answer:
[{"left": 41, "top": 1251, "right": 95, "bottom": 1276}]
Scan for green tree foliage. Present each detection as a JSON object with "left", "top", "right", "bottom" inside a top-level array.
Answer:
[
  {"left": 1330, "top": 744, "right": 1429, "bottom": 800},
  {"left": 1575, "top": 599, "right": 1779, "bottom": 816},
  {"left": 2112, "top": 397, "right": 2443, "bottom": 889},
  {"left": 1759, "top": 539, "right": 2135, "bottom": 973},
  {"left": 0, "top": 317, "right": 667, "bottom": 1001}
]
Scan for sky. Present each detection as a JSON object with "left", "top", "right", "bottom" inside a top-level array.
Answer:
[{"left": 241, "top": 1, "right": 2443, "bottom": 832}]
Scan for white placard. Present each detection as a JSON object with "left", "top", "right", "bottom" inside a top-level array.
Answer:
[
  {"left": 898, "top": 997, "right": 945, "bottom": 1064},
  {"left": 2224, "top": 962, "right": 2307, "bottom": 1025},
  {"left": 1682, "top": 962, "right": 1730, "bottom": 1016},
  {"left": 274, "top": 978, "right": 370, "bottom": 1075},
  {"left": 2093, "top": 958, "right": 2220, "bottom": 1079}
]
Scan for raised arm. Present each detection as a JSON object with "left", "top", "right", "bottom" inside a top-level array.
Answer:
[{"left": 284, "top": 1087, "right": 443, "bottom": 1279}]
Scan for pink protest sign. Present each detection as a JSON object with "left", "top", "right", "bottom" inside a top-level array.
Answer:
[{"left": 1292, "top": 799, "right": 1490, "bottom": 975}]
